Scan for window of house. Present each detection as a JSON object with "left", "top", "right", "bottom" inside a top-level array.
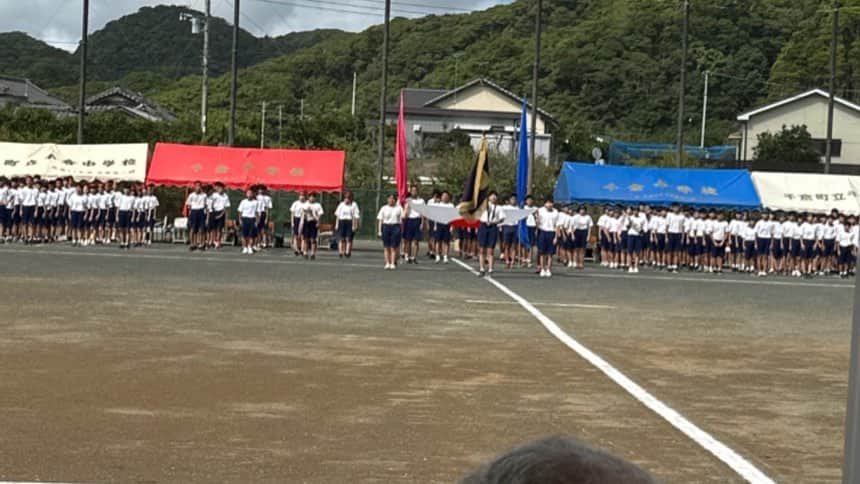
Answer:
[{"left": 811, "top": 138, "right": 842, "bottom": 157}]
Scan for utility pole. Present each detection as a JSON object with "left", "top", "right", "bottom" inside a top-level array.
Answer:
[
  {"left": 260, "top": 101, "right": 267, "bottom": 148},
  {"left": 700, "top": 70, "right": 709, "bottom": 148},
  {"left": 278, "top": 104, "right": 283, "bottom": 145},
  {"left": 227, "top": 0, "right": 240, "bottom": 146},
  {"left": 528, "top": 0, "right": 543, "bottom": 193},
  {"left": 676, "top": 0, "right": 689, "bottom": 167},
  {"left": 351, "top": 71, "right": 357, "bottom": 116},
  {"left": 375, "top": 0, "right": 391, "bottom": 214},
  {"left": 201, "top": 0, "right": 210, "bottom": 140},
  {"left": 825, "top": 3, "right": 839, "bottom": 174},
  {"left": 77, "top": 0, "right": 89, "bottom": 144}
]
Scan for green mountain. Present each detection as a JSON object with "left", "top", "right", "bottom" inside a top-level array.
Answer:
[
  {"left": 0, "top": 5, "right": 343, "bottom": 88},
  {"left": 0, "top": 32, "right": 77, "bottom": 86},
  {"left": 3, "top": 0, "right": 860, "bottom": 149}
]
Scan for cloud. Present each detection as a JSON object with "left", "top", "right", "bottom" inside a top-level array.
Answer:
[{"left": 0, "top": 0, "right": 511, "bottom": 51}]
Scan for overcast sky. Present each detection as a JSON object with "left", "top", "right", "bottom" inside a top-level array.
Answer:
[{"left": 1, "top": 0, "right": 511, "bottom": 51}]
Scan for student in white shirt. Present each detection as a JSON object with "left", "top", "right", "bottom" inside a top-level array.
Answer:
[
  {"left": 35, "top": 182, "right": 48, "bottom": 242},
  {"left": 185, "top": 182, "right": 207, "bottom": 251},
  {"left": 741, "top": 220, "right": 757, "bottom": 272},
  {"left": 753, "top": 212, "right": 773, "bottom": 277},
  {"left": 821, "top": 215, "right": 838, "bottom": 274},
  {"left": 256, "top": 185, "right": 274, "bottom": 249},
  {"left": 403, "top": 185, "right": 425, "bottom": 264},
  {"left": 116, "top": 186, "right": 135, "bottom": 249},
  {"left": 665, "top": 204, "right": 685, "bottom": 272},
  {"left": 19, "top": 177, "right": 38, "bottom": 242},
  {"left": 535, "top": 198, "right": 560, "bottom": 277},
  {"left": 334, "top": 191, "right": 360, "bottom": 258},
  {"left": 237, "top": 189, "right": 260, "bottom": 255},
  {"left": 519, "top": 195, "right": 537, "bottom": 268},
  {"left": 799, "top": 212, "right": 817, "bottom": 277},
  {"left": 477, "top": 191, "right": 505, "bottom": 277},
  {"left": 650, "top": 208, "right": 669, "bottom": 269},
  {"left": 0, "top": 178, "right": 9, "bottom": 241},
  {"left": 67, "top": 184, "right": 88, "bottom": 246},
  {"left": 433, "top": 191, "right": 455, "bottom": 263},
  {"left": 710, "top": 212, "right": 729, "bottom": 274},
  {"left": 571, "top": 206, "right": 594, "bottom": 269},
  {"left": 596, "top": 206, "right": 610, "bottom": 267},
  {"left": 500, "top": 194, "right": 520, "bottom": 269},
  {"left": 207, "top": 182, "right": 230, "bottom": 250},
  {"left": 556, "top": 207, "right": 572, "bottom": 268},
  {"left": 838, "top": 217, "right": 856, "bottom": 278},
  {"left": 84, "top": 184, "right": 101, "bottom": 246},
  {"left": 290, "top": 193, "right": 308, "bottom": 256},
  {"left": 302, "top": 192, "right": 324, "bottom": 260},
  {"left": 626, "top": 207, "right": 648, "bottom": 273},
  {"left": 377, "top": 193, "right": 405, "bottom": 270},
  {"left": 144, "top": 185, "right": 159, "bottom": 245}
]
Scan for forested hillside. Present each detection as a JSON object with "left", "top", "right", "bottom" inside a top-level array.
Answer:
[{"left": 2, "top": 0, "right": 860, "bottom": 149}]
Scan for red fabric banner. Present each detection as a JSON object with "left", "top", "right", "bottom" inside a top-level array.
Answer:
[
  {"left": 394, "top": 90, "right": 408, "bottom": 204},
  {"left": 147, "top": 143, "right": 345, "bottom": 192}
]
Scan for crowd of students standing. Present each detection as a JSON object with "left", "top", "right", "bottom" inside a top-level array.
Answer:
[{"left": 0, "top": 176, "right": 159, "bottom": 248}]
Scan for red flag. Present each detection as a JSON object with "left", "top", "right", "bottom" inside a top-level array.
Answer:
[{"left": 394, "top": 89, "right": 408, "bottom": 204}]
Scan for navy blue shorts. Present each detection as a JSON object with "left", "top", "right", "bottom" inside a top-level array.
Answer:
[
  {"left": 772, "top": 239, "right": 783, "bottom": 259},
  {"left": 337, "top": 220, "right": 354, "bottom": 241},
  {"left": 563, "top": 234, "right": 575, "bottom": 250},
  {"left": 668, "top": 233, "right": 683, "bottom": 252},
  {"left": 823, "top": 239, "right": 835, "bottom": 257},
  {"left": 241, "top": 217, "right": 256, "bottom": 239},
  {"left": 70, "top": 211, "right": 85, "bottom": 230},
  {"left": 435, "top": 224, "right": 451, "bottom": 243},
  {"left": 97, "top": 210, "right": 107, "bottom": 227},
  {"left": 21, "top": 205, "right": 35, "bottom": 224},
  {"left": 3, "top": 208, "right": 11, "bottom": 228},
  {"left": 381, "top": 223, "right": 401, "bottom": 248},
  {"left": 802, "top": 240, "right": 816, "bottom": 259},
  {"left": 791, "top": 239, "right": 802, "bottom": 258},
  {"left": 188, "top": 209, "right": 206, "bottom": 232},
  {"left": 711, "top": 244, "right": 726, "bottom": 258},
  {"left": 477, "top": 223, "right": 498, "bottom": 249},
  {"left": 209, "top": 211, "right": 226, "bottom": 231},
  {"left": 118, "top": 211, "right": 131, "bottom": 229},
  {"left": 501, "top": 225, "right": 518, "bottom": 245},
  {"left": 688, "top": 237, "right": 702, "bottom": 256},
  {"left": 744, "top": 241, "right": 755, "bottom": 260},
  {"left": 839, "top": 247, "right": 855, "bottom": 264},
  {"left": 537, "top": 229, "right": 556, "bottom": 255},
  {"left": 302, "top": 220, "right": 318, "bottom": 240},
  {"left": 600, "top": 232, "right": 611, "bottom": 250},
  {"left": 293, "top": 217, "right": 302, "bottom": 236},
  {"left": 655, "top": 233, "right": 667, "bottom": 252},
  {"left": 573, "top": 229, "right": 588, "bottom": 249},
  {"left": 756, "top": 237, "right": 771, "bottom": 256},
  {"left": 527, "top": 227, "right": 536, "bottom": 245},
  {"left": 0, "top": 206, "right": 6, "bottom": 227},
  {"left": 620, "top": 232, "right": 628, "bottom": 252},
  {"left": 257, "top": 212, "right": 268, "bottom": 231},
  {"left": 627, "top": 233, "right": 644, "bottom": 253},
  {"left": 403, "top": 218, "right": 422, "bottom": 242}
]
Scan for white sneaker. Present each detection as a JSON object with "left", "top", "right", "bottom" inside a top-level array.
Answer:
[
  {"left": 546, "top": 270, "right": 552, "bottom": 278},
  {"left": 628, "top": 267, "right": 635, "bottom": 273},
  {"left": 443, "top": 256, "right": 449, "bottom": 263},
  {"left": 436, "top": 255, "right": 441, "bottom": 263},
  {"left": 539, "top": 270, "right": 546, "bottom": 277}
]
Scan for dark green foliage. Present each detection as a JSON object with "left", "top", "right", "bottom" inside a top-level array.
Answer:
[{"left": 754, "top": 124, "right": 822, "bottom": 164}]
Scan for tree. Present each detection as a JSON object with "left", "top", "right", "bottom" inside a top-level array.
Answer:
[{"left": 753, "top": 124, "right": 821, "bottom": 163}]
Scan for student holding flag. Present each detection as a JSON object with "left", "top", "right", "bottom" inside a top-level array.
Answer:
[{"left": 477, "top": 191, "right": 505, "bottom": 276}]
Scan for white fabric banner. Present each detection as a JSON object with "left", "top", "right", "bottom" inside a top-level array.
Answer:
[
  {"left": 0, "top": 142, "right": 148, "bottom": 181},
  {"left": 411, "top": 203, "right": 535, "bottom": 225},
  {"left": 751, "top": 171, "right": 860, "bottom": 214}
]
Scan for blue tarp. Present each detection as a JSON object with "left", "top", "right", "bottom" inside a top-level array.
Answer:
[
  {"left": 608, "top": 142, "right": 737, "bottom": 164},
  {"left": 553, "top": 162, "right": 762, "bottom": 208}
]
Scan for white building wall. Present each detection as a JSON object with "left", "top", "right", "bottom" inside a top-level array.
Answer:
[{"left": 741, "top": 96, "right": 860, "bottom": 164}]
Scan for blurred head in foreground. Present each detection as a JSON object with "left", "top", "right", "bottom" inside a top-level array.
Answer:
[{"left": 461, "top": 436, "right": 655, "bottom": 484}]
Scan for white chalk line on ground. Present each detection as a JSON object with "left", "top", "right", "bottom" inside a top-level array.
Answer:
[
  {"left": 452, "top": 258, "right": 775, "bottom": 484},
  {"left": 465, "top": 299, "right": 615, "bottom": 310}
]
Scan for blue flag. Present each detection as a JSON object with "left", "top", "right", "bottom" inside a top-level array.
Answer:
[{"left": 516, "top": 98, "right": 531, "bottom": 249}]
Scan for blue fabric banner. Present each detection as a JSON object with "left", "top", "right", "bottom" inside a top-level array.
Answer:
[
  {"left": 516, "top": 99, "right": 531, "bottom": 249},
  {"left": 553, "top": 162, "right": 761, "bottom": 209}
]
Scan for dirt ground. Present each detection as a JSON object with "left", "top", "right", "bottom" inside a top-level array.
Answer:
[{"left": 0, "top": 244, "right": 853, "bottom": 483}]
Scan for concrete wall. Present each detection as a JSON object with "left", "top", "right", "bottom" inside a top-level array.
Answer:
[{"left": 741, "top": 96, "right": 860, "bottom": 165}]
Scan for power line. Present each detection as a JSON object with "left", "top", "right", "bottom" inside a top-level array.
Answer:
[{"left": 248, "top": 0, "right": 456, "bottom": 17}]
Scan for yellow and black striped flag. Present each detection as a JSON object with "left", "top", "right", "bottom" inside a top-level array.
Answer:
[{"left": 458, "top": 137, "right": 490, "bottom": 221}]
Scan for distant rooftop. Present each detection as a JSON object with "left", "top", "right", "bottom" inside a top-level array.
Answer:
[{"left": 0, "top": 75, "right": 71, "bottom": 109}]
